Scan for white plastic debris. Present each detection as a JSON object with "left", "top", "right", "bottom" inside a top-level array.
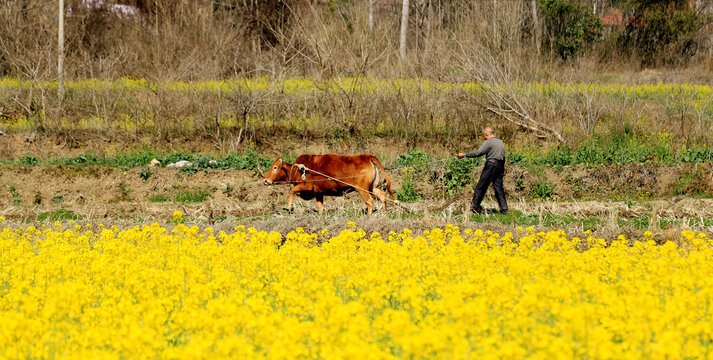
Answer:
[{"left": 166, "top": 160, "right": 192, "bottom": 168}]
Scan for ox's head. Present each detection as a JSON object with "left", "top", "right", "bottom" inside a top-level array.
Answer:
[{"left": 263, "top": 158, "right": 287, "bottom": 186}]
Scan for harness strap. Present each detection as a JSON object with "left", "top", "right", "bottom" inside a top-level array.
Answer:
[{"left": 296, "top": 163, "right": 307, "bottom": 181}]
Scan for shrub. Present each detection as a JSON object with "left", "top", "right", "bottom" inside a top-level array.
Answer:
[
  {"left": 532, "top": 146, "right": 573, "bottom": 167},
  {"left": 530, "top": 180, "right": 556, "bottom": 200},
  {"left": 443, "top": 158, "right": 481, "bottom": 195},
  {"left": 18, "top": 154, "right": 39, "bottom": 166},
  {"left": 396, "top": 150, "right": 430, "bottom": 171},
  {"left": 620, "top": 0, "right": 705, "bottom": 66},
  {"left": 395, "top": 167, "right": 422, "bottom": 202},
  {"left": 140, "top": 167, "right": 153, "bottom": 182},
  {"left": 507, "top": 152, "right": 527, "bottom": 166},
  {"left": 538, "top": 0, "right": 603, "bottom": 59}
]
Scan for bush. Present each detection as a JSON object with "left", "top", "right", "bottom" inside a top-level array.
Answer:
[
  {"left": 538, "top": 0, "right": 603, "bottom": 59},
  {"left": 530, "top": 180, "right": 556, "bottom": 200},
  {"left": 620, "top": 0, "right": 705, "bottom": 66},
  {"left": 532, "top": 146, "right": 573, "bottom": 167},
  {"left": 507, "top": 152, "right": 527, "bottom": 165},
  {"left": 18, "top": 154, "right": 39, "bottom": 166},
  {"left": 140, "top": 167, "right": 153, "bottom": 182},
  {"left": 443, "top": 158, "right": 481, "bottom": 195},
  {"left": 395, "top": 167, "right": 422, "bottom": 202},
  {"left": 396, "top": 150, "right": 430, "bottom": 170}
]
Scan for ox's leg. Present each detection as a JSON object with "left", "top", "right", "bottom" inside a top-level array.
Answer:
[
  {"left": 356, "top": 189, "right": 374, "bottom": 215},
  {"left": 315, "top": 194, "right": 324, "bottom": 214},
  {"left": 373, "top": 188, "right": 387, "bottom": 210},
  {"left": 287, "top": 184, "right": 311, "bottom": 212}
]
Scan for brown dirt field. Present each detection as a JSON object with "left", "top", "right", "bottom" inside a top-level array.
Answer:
[
  {"left": 1, "top": 130, "right": 711, "bottom": 240},
  {"left": 0, "top": 162, "right": 711, "bottom": 240}
]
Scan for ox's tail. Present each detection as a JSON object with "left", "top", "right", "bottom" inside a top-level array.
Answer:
[{"left": 370, "top": 156, "right": 395, "bottom": 199}]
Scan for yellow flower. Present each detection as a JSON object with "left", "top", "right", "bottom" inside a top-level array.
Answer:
[
  {"left": 171, "top": 210, "right": 184, "bottom": 225},
  {"left": 0, "top": 223, "right": 711, "bottom": 358}
]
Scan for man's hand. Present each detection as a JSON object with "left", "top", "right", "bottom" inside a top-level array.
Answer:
[{"left": 457, "top": 153, "right": 465, "bottom": 159}]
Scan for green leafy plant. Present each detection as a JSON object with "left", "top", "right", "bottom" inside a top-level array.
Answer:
[
  {"left": 443, "top": 158, "right": 480, "bottom": 195},
  {"left": 222, "top": 183, "right": 234, "bottom": 195},
  {"left": 507, "top": 152, "right": 527, "bottom": 165},
  {"left": 6, "top": 182, "right": 20, "bottom": 205},
  {"left": 148, "top": 194, "right": 170, "bottom": 203},
  {"left": 140, "top": 167, "right": 153, "bottom": 182},
  {"left": 396, "top": 150, "right": 430, "bottom": 171},
  {"left": 18, "top": 154, "right": 39, "bottom": 166},
  {"left": 174, "top": 189, "right": 211, "bottom": 204},
  {"left": 37, "top": 209, "right": 84, "bottom": 222},
  {"left": 118, "top": 182, "right": 133, "bottom": 202},
  {"left": 395, "top": 167, "right": 423, "bottom": 202},
  {"left": 538, "top": 0, "right": 603, "bottom": 59},
  {"left": 530, "top": 180, "right": 556, "bottom": 200}
]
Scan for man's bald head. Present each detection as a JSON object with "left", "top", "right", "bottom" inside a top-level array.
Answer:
[{"left": 482, "top": 127, "right": 495, "bottom": 139}]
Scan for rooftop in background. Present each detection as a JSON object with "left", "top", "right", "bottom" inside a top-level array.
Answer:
[{"left": 601, "top": 8, "right": 623, "bottom": 27}]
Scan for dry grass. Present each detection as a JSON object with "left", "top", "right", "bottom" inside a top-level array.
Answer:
[
  {"left": 1, "top": 77, "right": 712, "bottom": 154},
  {"left": 1, "top": 1, "right": 711, "bottom": 81},
  {"left": 1, "top": 195, "right": 711, "bottom": 243},
  {"left": 1, "top": 1, "right": 712, "bottom": 150}
]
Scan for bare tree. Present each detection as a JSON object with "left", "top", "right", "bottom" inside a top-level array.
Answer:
[
  {"left": 400, "top": 0, "right": 409, "bottom": 60},
  {"left": 58, "top": 0, "right": 64, "bottom": 102},
  {"left": 531, "top": 0, "right": 540, "bottom": 57},
  {"left": 492, "top": 0, "right": 497, "bottom": 42},
  {"left": 566, "top": 84, "right": 604, "bottom": 137},
  {"left": 369, "top": 0, "right": 374, "bottom": 33},
  {"left": 459, "top": 45, "right": 568, "bottom": 145}
]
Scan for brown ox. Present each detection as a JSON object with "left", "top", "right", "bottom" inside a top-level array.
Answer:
[{"left": 263, "top": 154, "right": 394, "bottom": 214}]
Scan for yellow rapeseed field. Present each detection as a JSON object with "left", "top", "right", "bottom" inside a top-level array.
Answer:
[
  {"left": 2, "top": 77, "right": 711, "bottom": 100},
  {"left": 1, "top": 219, "right": 711, "bottom": 359}
]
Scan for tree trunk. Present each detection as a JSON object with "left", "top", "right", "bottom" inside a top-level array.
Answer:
[
  {"left": 369, "top": 0, "right": 374, "bottom": 33},
  {"left": 427, "top": 0, "right": 432, "bottom": 40},
  {"left": 531, "top": 0, "right": 540, "bottom": 57},
  {"left": 58, "top": 0, "right": 64, "bottom": 102},
  {"left": 492, "top": 0, "right": 497, "bottom": 43},
  {"left": 400, "top": 0, "right": 409, "bottom": 60}
]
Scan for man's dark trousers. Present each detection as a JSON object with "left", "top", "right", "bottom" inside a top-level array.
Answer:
[{"left": 471, "top": 159, "right": 507, "bottom": 213}]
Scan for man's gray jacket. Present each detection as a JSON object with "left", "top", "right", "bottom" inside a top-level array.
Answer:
[{"left": 465, "top": 137, "right": 506, "bottom": 161}]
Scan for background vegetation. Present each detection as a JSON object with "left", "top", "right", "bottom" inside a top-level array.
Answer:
[{"left": 0, "top": 0, "right": 712, "bottom": 166}]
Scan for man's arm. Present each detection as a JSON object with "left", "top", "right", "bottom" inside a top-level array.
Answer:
[{"left": 464, "top": 141, "right": 490, "bottom": 158}]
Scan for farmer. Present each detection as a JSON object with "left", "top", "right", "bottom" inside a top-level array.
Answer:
[{"left": 457, "top": 127, "right": 508, "bottom": 214}]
